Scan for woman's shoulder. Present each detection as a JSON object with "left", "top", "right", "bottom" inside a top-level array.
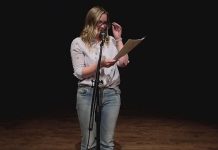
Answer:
[
  {"left": 108, "top": 36, "right": 116, "bottom": 44},
  {"left": 71, "top": 37, "right": 86, "bottom": 48},
  {"left": 71, "top": 37, "right": 82, "bottom": 44},
  {"left": 109, "top": 35, "right": 115, "bottom": 43},
  {"left": 109, "top": 36, "right": 115, "bottom": 41},
  {"left": 70, "top": 37, "right": 87, "bottom": 52}
]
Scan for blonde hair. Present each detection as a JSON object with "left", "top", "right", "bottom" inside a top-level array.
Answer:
[{"left": 80, "top": 6, "right": 110, "bottom": 47}]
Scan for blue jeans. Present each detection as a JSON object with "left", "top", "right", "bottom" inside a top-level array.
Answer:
[{"left": 76, "top": 86, "right": 121, "bottom": 150}]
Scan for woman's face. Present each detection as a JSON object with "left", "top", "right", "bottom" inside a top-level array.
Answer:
[{"left": 96, "top": 13, "right": 109, "bottom": 33}]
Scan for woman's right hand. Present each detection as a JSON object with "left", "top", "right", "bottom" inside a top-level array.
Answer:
[{"left": 100, "top": 58, "right": 117, "bottom": 68}]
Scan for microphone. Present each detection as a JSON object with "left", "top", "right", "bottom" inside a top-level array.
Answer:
[{"left": 100, "top": 31, "right": 106, "bottom": 42}]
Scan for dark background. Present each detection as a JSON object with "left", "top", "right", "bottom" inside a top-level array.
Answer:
[{"left": 1, "top": 1, "right": 216, "bottom": 120}]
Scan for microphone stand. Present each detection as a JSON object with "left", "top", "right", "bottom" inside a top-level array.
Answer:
[{"left": 89, "top": 38, "right": 105, "bottom": 150}]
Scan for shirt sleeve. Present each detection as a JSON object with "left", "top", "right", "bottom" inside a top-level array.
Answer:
[
  {"left": 70, "top": 38, "right": 85, "bottom": 80},
  {"left": 110, "top": 36, "right": 122, "bottom": 66}
]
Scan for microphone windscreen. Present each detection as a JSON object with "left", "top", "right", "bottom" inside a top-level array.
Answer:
[{"left": 100, "top": 31, "right": 106, "bottom": 41}]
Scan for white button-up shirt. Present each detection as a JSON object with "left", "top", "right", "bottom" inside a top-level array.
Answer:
[{"left": 70, "top": 36, "right": 120, "bottom": 88}]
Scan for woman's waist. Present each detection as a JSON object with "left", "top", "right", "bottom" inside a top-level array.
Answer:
[{"left": 78, "top": 78, "right": 120, "bottom": 88}]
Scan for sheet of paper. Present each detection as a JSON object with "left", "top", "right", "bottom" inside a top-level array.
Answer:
[{"left": 113, "top": 37, "right": 145, "bottom": 60}]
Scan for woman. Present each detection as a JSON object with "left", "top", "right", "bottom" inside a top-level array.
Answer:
[{"left": 70, "top": 6, "right": 129, "bottom": 150}]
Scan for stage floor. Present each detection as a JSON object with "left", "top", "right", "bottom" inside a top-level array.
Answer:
[{"left": 1, "top": 108, "right": 218, "bottom": 150}]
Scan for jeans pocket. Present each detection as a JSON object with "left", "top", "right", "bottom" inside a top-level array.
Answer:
[{"left": 77, "top": 87, "right": 89, "bottom": 96}]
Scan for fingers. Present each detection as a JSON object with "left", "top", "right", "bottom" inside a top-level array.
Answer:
[
  {"left": 107, "top": 59, "right": 117, "bottom": 67},
  {"left": 107, "top": 59, "right": 117, "bottom": 63},
  {"left": 112, "top": 22, "right": 120, "bottom": 27},
  {"left": 112, "top": 22, "right": 122, "bottom": 30},
  {"left": 101, "top": 59, "right": 116, "bottom": 68}
]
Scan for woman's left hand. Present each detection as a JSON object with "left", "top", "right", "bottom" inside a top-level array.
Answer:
[
  {"left": 118, "top": 54, "right": 129, "bottom": 67},
  {"left": 112, "top": 22, "right": 122, "bottom": 40}
]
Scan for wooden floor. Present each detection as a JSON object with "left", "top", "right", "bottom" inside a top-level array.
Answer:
[{"left": 0, "top": 108, "right": 218, "bottom": 150}]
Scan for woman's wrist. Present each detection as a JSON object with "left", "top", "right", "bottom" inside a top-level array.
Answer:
[{"left": 115, "top": 37, "right": 122, "bottom": 42}]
